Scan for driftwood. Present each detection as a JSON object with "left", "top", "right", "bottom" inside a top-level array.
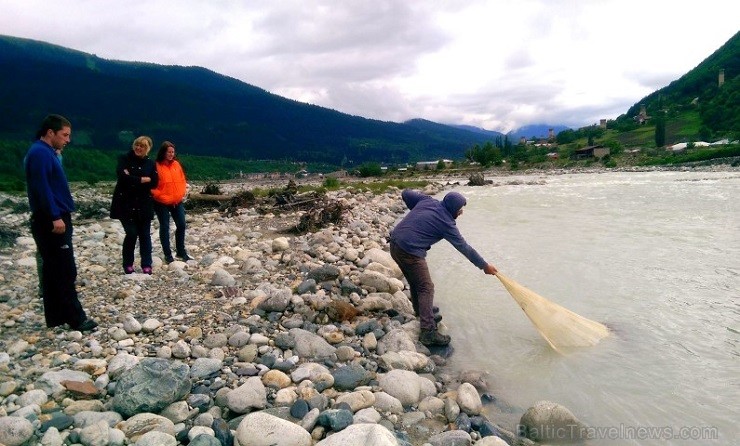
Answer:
[
  {"left": 295, "top": 199, "right": 345, "bottom": 233},
  {"left": 185, "top": 181, "right": 346, "bottom": 233}
]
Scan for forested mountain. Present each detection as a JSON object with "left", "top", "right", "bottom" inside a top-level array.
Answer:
[{"left": 0, "top": 35, "right": 495, "bottom": 165}]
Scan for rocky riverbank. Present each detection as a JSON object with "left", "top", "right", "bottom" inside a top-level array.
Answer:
[{"left": 0, "top": 178, "right": 597, "bottom": 446}]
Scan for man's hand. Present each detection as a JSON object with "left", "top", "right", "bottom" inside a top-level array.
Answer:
[
  {"left": 51, "top": 218, "right": 65, "bottom": 234},
  {"left": 483, "top": 264, "right": 498, "bottom": 275}
]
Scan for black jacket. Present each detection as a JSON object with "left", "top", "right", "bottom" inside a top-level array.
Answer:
[{"left": 110, "top": 150, "right": 159, "bottom": 220}]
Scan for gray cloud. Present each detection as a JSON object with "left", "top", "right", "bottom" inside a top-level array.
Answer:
[{"left": 1, "top": 0, "right": 736, "bottom": 132}]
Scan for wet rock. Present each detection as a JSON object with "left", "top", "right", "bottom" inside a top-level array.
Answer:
[{"left": 519, "top": 400, "right": 587, "bottom": 442}]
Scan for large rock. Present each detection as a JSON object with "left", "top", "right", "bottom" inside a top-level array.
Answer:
[
  {"left": 373, "top": 392, "right": 404, "bottom": 415},
  {"left": 226, "top": 376, "right": 267, "bottom": 414},
  {"left": 235, "top": 411, "right": 312, "bottom": 446},
  {"left": 359, "top": 271, "right": 397, "bottom": 293},
  {"left": 456, "top": 382, "right": 482, "bottom": 416},
  {"left": 519, "top": 400, "right": 587, "bottom": 442},
  {"left": 257, "top": 288, "right": 292, "bottom": 312},
  {"left": 35, "top": 369, "right": 92, "bottom": 398},
  {"left": 107, "top": 353, "right": 140, "bottom": 379},
  {"left": 363, "top": 248, "right": 403, "bottom": 279},
  {"left": 335, "top": 390, "right": 376, "bottom": 412},
  {"left": 316, "top": 423, "right": 399, "bottom": 445},
  {"left": 306, "top": 265, "right": 340, "bottom": 282},
  {"left": 112, "top": 359, "right": 191, "bottom": 417},
  {"left": 331, "top": 364, "right": 372, "bottom": 391},
  {"left": 0, "top": 416, "right": 34, "bottom": 446},
  {"left": 380, "top": 350, "right": 433, "bottom": 373},
  {"left": 378, "top": 369, "right": 422, "bottom": 407},
  {"left": 428, "top": 429, "right": 472, "bottom": 446},
  {"left": 190, "top": 358, "right": 223, "bottom": 379},
  {"left": 290, "top": 362, "right": 332, "bottom": 383},
  {"left": 116, "top": 413, "right": 176, "bottom": 442},
  {"left": 377, "top": 328, "right": 416, "bottom": 355},
  {"left": 290, "top": 328, "right": 337, "bottom": 360}
]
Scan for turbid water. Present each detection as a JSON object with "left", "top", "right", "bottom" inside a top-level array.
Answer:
[{"left": 427, "top": 170, "right": 739, "bottom": 445}]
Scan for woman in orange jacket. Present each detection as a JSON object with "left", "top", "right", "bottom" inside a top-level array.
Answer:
[{"left": 151, "top": 141, "right": 191, "bottom": 263}]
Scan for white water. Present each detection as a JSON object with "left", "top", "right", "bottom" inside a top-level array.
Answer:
[{"left": 427, "top": 171, "right": 739, "bottom": 445}]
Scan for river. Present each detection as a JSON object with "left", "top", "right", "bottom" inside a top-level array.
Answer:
[{"left": 425, "top": 170, "right": 739, "bottom": 445}]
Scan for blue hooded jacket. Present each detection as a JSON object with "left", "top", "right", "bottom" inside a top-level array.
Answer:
[{"left": 390, "top": 189, "right": 487, "bottom": 269}]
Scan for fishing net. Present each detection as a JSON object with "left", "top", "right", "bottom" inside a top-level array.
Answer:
[{"left": 496, "top": 273, "right": 609, "bottom": 353}]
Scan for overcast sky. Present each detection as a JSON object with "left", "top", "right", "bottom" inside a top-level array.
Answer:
[{"left": 2, "top": 0, "right": 737, "bottom": 132}]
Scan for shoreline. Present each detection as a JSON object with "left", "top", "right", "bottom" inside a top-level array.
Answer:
[
  {"left": 1, "top": 181, "right": 538, "bottom": 446},
  {"left": 0, "top": 165, "right": 737, "bottom": 445}
]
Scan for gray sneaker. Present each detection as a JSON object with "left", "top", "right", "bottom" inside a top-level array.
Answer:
[{"left": 420, "top": 329, "right": 451, "bottom": 346}]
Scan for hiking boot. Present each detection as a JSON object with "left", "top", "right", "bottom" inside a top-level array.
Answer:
[
  {"left": 73, "top": 319, "right": 98, "bottom": 332},
  {"left": 177, "top": 253, "right": 192, "bottom": 262},
  {"left": 420, "top": 329, "right": 451, "bottom": 346},
  {"left": 164, "top": 255, "right": 175, "bottom": 264}
]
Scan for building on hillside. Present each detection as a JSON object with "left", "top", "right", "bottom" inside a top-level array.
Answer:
[
  {"left": 572, "top": 145, "right": 610, "bottom": 160},
  {"left": 415, "top": 159, "right": 453, "bottom": 170},
  {"left": 634, "top": 105, "right": 650, "bottom": 124}
]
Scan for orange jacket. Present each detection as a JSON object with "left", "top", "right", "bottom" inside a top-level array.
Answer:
[{"left": 151, "top": 160, "right": 187, "bottom": 205}]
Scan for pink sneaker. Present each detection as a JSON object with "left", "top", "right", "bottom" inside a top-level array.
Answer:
[
  {"left": 124, "top": 265, "right": 135, "bottom": 274},
  {"left": 142, "top": 266, "right": 152, "bottom": 275}
]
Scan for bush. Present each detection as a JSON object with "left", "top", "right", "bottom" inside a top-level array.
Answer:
[
  {"left": 357, "top": 162, "right": 383, "bottom": 177},
  {"left": 323, "top": 177, "right": 341, "bottom": 189}
]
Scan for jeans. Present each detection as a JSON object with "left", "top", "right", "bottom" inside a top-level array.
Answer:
[
  {"left": 154, "top": 201, "right": 187, "bottom": 257},
  {"left": 31, "top": 212, "right": 87, "bottom": 328},
  {"left": 120, "top": 217, "right": 153, "bottom": 268},
  {"left": 390, "top": 241, "right": 436, "bottom": 330}
]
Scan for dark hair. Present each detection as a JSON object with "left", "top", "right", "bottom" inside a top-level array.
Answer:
[
  {"left": 156, "top": 141, "right": 177, "bottom": 162},
  {"left": 35, "top": 114, "right": 71, "bottom": 139}
]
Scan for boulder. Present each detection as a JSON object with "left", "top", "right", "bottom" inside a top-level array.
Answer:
[{"left": 112, "top": 359, "right": 191, "bottom": 418}]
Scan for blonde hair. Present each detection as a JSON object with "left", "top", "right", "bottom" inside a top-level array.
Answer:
[{"left": 132, "top": 136, "right": 153, "bottom": 153}]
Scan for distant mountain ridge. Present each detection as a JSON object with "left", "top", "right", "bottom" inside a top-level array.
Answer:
[
  {"left": 507, "top": 124, "right": 570, "bottom": 141},
  {"left": 0, "top": 35, "right": 498, "bottom": 165}
]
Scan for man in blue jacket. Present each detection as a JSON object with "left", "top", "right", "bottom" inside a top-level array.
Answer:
[
  {"left": 390, "top": 190, "right": 497, "bottom": 346},
  {"left": 25, "top": 114, "right": 97, "bottom": 332}
]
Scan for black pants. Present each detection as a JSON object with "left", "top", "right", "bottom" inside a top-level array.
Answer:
[
  {"left": 120, "top": 217, "right": 153, "bottom": 268},
  {"left": 31, "top": 213, "right": 87, "bottom": 328}
]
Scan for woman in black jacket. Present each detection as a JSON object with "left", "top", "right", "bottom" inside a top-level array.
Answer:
[{"left": 110, "top": 136, "right": 159, "bottom": 274}]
